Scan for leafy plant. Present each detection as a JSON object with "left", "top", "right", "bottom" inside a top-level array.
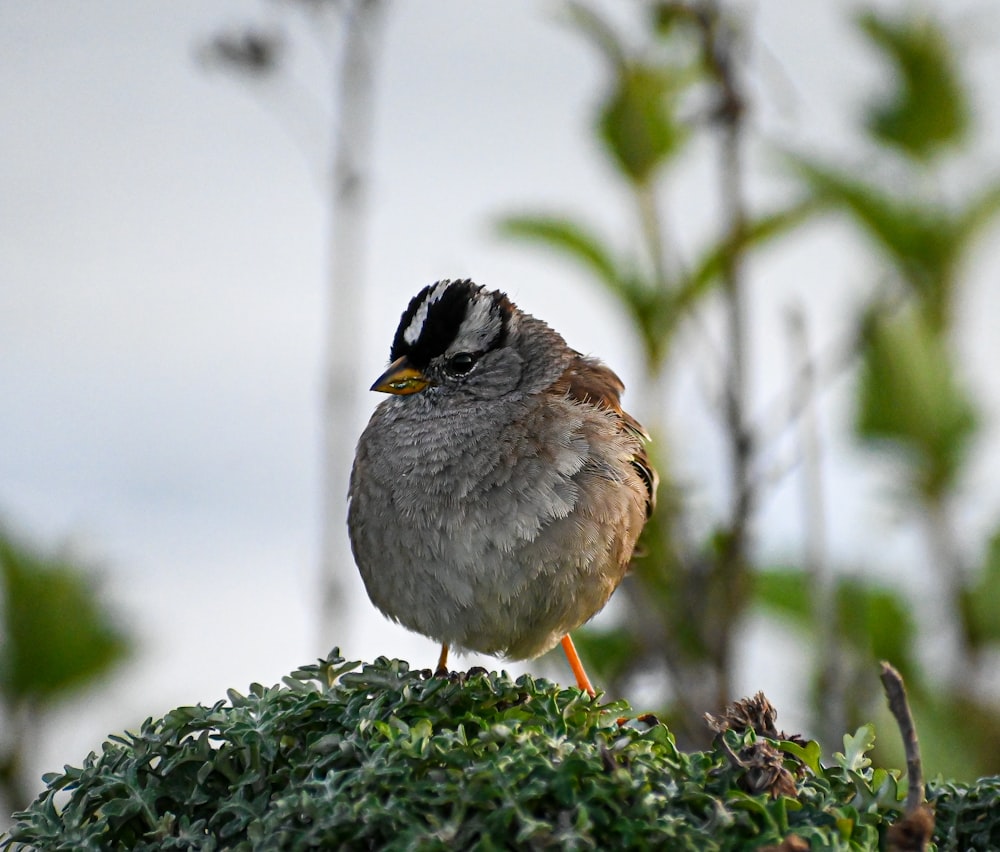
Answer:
[
  {"left": 0, "top": 537, "right": 127, "bottom": 704},
  {"left": 8, "top": 651, "right": 985, "bottom": 851},
  {"left": 787, "top": 7, "right": 1000, "bottom": 776},
  {"left": 0, "top": 529, "right": 131, "bottom": 816},
  {"left": 858, "top": 11, "right": 970, "bottom": 162}
]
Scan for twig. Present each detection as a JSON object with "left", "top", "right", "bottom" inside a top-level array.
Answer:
[
  {"left": 879, "top": 661, "right": 924, "bottom": 814},
  {"left": 787, "top": 309, "right": 844, "bottom": 746},
  {"left": 690, "top": 0, "right": 754, "bottom": 707},
  {"left": 880, "top": 662, "right": 935, "bottom": 851}
]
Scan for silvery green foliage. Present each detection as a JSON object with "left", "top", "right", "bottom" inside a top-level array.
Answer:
[{"left": 7, "top": 650, "right": 986, "bottom": 850}]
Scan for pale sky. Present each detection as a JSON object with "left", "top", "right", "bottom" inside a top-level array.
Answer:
[{"left": 3, "top": 0, "right": 1000, "bottom": 789}]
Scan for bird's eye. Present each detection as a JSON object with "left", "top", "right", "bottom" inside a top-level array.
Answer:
[{"left": 446, "top": 352, "right": 477, "bottom": 375}]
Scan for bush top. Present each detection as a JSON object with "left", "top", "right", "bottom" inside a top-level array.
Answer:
[{"left": 1, "top": 650, "right": 993, "bottom": 850}]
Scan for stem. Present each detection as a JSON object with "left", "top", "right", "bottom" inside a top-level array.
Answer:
[
  {"left": 879, "top": 662, "right": 925, "bottom": 813},
  {"left": 637, "top": 180, "right": 670, "bottom": 294},
  {"left": 318, "top": 0, "right": 388, "bottom": 652},
  {"left": 787, "top": 309, "right": 843, "bottom": 745},
  {"left": 696, "top": 1, "right": 754, "bottom": 707},
  {"left": 923, "top": 493, "right": 973, "bottom": 690}
]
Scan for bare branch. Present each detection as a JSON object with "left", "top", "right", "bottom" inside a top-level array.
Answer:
[
  {"left": 787, "top": 308, "right": 844, "bottom": 745},
  {"left": 879, "top": 663, "right": 935, "bottom": 850},
  {"left": 879, "top": 661, "right": 925, "bottom": 814}
]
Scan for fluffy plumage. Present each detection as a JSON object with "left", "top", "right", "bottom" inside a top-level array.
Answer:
[{"left": 348, "top": 280, "right": 656, "bottom": 664}]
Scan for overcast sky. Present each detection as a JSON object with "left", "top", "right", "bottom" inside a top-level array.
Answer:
[{"left": 3, "top": 0, "right": 1000, "bottom": 787}]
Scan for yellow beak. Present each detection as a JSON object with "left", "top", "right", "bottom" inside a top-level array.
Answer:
[{"left": 370, "top": 356, "right": 431, "bottom": 395}]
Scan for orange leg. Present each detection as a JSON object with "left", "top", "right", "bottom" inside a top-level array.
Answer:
[
  {"left": 436, "top": 643, "right": 450, "bottom": 674},
  {"left": 561, "top": 634, "right": 596, "bottom": 698}
]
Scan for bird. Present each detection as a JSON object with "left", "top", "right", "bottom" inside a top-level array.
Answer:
[{"left": 347, "top": 279, "right": 656, "bottom": 696}]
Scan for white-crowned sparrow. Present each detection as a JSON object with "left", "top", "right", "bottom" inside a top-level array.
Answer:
[{"left": 347, "top": 279, "right": 656, "bottom": 695}]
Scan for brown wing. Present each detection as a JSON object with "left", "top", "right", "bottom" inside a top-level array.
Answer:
[{"left": 553, "top": 353, "right": 658, "bottom": 518}]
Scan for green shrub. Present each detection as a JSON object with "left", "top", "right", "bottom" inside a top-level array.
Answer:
[{"left": 2, "top": 650, "right": 995, "bottom": 850}]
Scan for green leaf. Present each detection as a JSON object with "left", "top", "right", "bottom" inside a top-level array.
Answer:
[
  {"left": 753, "top": 568, "right": 917, "bottom": 680},
  {"left": 953, "top": 179, "right": 1000, "bottom": 260},
  {"left": 0, "top": 531, "right": 130, "bottom": 705},
  {"left": 562, "top": 1, "right": 628, "bottom": 68},
  {"left": 858, "top": 11, "right": 970, "bottom": 159},
  {"left": 834, "top": 811, "right": 856, "bottom": 840},
  {"left": 791, "top": 159, "right": 957, "bottom": 320},
  {"left": 496, "top": 215, "right": 625, "bottom": 292},
  {"left": 564, "top": 2, "right": 693, "bottom": 185},
  {"left": 837, "top": 584, "right": 917, "bottom": 683},
  {"left": 835, "top": 724, "right": 876, "bottom": 772},
  {"left": 857, "top": 309, "right": 978, "bottom": 499},
  {"left": 598, "top": 60, "right": 689, "bottom": 185},
  {"left": 684, "top": 200, "right": 817, "bottom": 308},
  {"left": 793, "top": 163, "right": 1000, "bottom": 331},
  {"left": 752, "top": 568, "right": 810, "bottom": 626},
  {"left": 495, "top": 213, "right": 675, "bottom": 367},
  {"left": 781, "top": 739, "right": 823, "bottom": 775}
]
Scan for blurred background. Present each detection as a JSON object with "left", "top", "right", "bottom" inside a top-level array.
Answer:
[{"left": 4, "top": 0, "right": 1000, "bottom": 817}]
